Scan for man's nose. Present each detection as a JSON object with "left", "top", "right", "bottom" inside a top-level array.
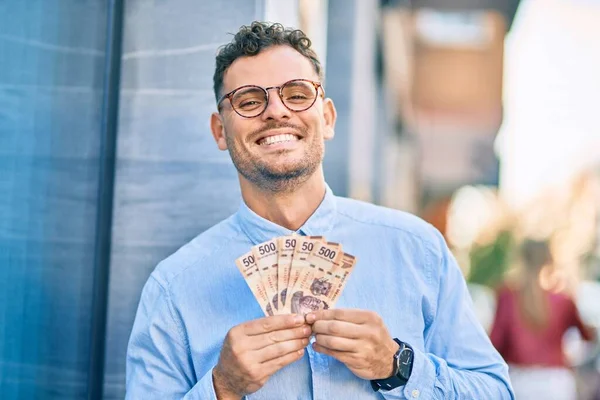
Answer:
[{"left": 261, "top": 89, "right": 291, "bottom": 121}]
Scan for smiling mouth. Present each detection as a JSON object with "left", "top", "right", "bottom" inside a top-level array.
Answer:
[{"left": 257, "top": 133, "right": 301, "bottom": 146}]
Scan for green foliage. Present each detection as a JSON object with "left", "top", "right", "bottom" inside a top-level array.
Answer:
[{"left": 468, "top": 230, "right": 515, "bottom": 288}]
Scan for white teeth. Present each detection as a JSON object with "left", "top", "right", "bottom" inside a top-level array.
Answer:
[{"left": 259, "top": 134, "right": 299, "bottom": 146}]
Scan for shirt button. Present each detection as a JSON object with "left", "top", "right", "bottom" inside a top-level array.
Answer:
[{"left": 411, "top": 389, "right": 420, "bottom": 398}]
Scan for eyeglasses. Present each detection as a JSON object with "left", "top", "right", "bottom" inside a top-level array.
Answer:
[{"left": 217, "top": 79, "right": 324, "bottom": 118}]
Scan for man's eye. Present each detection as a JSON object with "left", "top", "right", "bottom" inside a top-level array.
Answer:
[{"left": 239, "top": 100, "right": 262, "bottom": 108}]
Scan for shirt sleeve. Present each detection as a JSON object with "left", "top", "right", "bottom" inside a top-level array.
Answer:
[
  {"left": 381, "top": 230, "right": 515, "bottom": 400},
  {"left": 126, "top": 276, "right": 218, "bottom": 400}
]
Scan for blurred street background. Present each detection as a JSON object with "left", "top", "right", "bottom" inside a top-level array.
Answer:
[{"left": 1, "top": 0, "right": 599, "bottom": 398}]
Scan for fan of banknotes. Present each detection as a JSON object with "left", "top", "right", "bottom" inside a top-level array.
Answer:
[{"left": 235, "top": 235, "right": 357, "bottom": 316}]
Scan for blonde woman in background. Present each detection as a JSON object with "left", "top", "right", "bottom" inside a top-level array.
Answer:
[{"left": 490, "top": 239, "right": 595, "bottom": 399}]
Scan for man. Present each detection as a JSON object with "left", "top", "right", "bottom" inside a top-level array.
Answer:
[{"left": 126, "top": 21, "right": 514, "bottom": 399}]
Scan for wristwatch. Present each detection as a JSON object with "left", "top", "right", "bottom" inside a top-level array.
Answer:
[{"left": 370, "top": 338, "right": 414, "bottom": 391}]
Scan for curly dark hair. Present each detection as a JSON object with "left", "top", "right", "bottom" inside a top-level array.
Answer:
[{"left": 213, "top": 21, "right": 323, "bottom": 103}]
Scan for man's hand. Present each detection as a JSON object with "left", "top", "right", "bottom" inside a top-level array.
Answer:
[
  {"left": 306, "top": 309, "right": 399, "bottom": 380},
  {"left": 213, "top": 314, "right": 311, "bottom": 400}
]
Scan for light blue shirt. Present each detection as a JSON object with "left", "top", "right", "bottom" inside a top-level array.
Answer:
[{"left": 126, "top": 186, "right": 514, "bottom": 399}]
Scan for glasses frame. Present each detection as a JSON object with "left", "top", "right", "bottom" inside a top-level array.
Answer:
[{"left": 217, "top": 78, "right": 324, "bottom": 118}]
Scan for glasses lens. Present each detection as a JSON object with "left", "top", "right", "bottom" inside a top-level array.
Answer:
[
  {"left": 281, "top": 80, "right": 317, "bottom": 111},
  {"left": 231, "top": 86, "right": 267, "bottom": 116}
]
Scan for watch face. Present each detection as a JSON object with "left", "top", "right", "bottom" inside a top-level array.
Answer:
[{"left": 397, "top": 348, "right": 413, "bottom": 379}]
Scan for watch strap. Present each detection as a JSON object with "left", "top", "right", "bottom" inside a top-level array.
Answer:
[{"left": 370, "top": 339, "right": 413, "bottom": 392}]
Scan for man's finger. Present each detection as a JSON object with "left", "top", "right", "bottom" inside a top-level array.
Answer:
[
  {"left": 255, "top": 338, "right": 309, "bottom": 363},
  {"left": 306, "top": 309, "right": 376, "bottom": 325},
  {"left": 311, "top": 320, "right": 365, "bottom": 339},
  {"left": 314, "top": 334, "right": 357, "bottom": 352},
  {"left": 261, "top": 348, "right": 305, "bottom": 377},
  {"left": 253, "top": 325, "right": 312, "bottom": 350},
  {"left": 244, "top": 314, "right": 305, "bottom": 336},
  {"left": 312, "top": 342, "right": 354, "bottom": 364}
]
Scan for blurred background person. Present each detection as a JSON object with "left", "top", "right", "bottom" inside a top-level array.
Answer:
[{"left": 490, "top": 239, "right": 596, "bottom": 400}]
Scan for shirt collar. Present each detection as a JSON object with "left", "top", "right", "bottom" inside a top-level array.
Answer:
[{"left": 236, "top": 184, "right": 337, "bottom": 245}]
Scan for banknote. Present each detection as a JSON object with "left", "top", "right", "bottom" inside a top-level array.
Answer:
[
  {"left": 310, "top": 243, "right": 344, "bottom": 293},
  {"left": 234, "top": 250, "right": 273, "bottom": 316},
  {"left": 290, "top": 242, "right": 341, "bottom": 302},
  {"left": 252, "top": 238, "right": 280, "bottom": 311},
  {"left": 289, "top": 242, "right": 343, "bottom": 315},
  {"left": 276, "top": 235, "right": 297, "bottom": 308},
  {"left": 236, "top": 236, "right": 356, "bottom": 316},
  {"left": 284, "top": 235, "right": 324, "bottom": 313},
  {"left": 327, "top": 252, "right": 357, "bottom": 308}
]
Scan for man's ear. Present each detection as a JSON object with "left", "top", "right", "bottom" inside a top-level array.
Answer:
[
  {"left": 210, "top": 112, "right": 228, "bottom": 151},
  {"left": 322, "top": 98, "right": 337, "bottom": 141}
]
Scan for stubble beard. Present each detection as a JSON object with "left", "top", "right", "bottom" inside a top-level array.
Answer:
[{"left": 226, "top": 132, "right": 324, "bottom": 193}]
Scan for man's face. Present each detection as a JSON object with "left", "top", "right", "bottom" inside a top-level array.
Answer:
[{"left": 210, "top": 46, "right": 336, "bottom": 191}]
